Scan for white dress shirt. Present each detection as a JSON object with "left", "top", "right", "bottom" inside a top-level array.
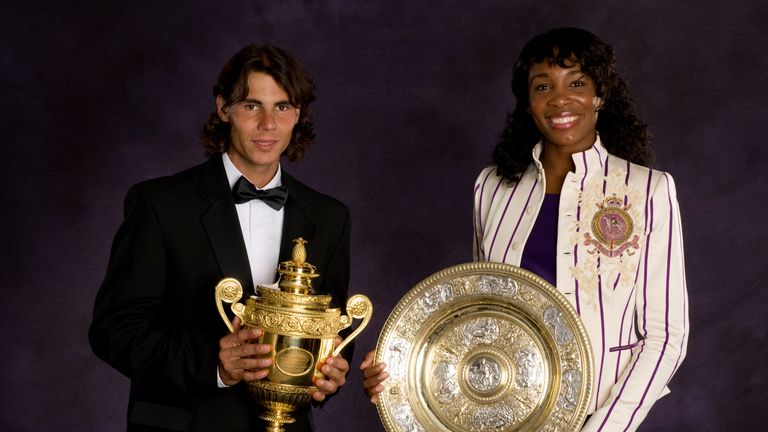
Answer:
[
  {"left": 217, "top": 153, "right": 285, "bottom": 387},
  {"left": 222, "top": 153, "right": 285, "bottom": 288}
]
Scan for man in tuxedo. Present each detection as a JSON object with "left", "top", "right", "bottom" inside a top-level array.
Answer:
[{"left": 89, "top": 45, "right": 351, "bottom": 431}]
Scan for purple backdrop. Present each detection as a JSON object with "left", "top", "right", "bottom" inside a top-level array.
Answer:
[{"left": 2, "top": 1, "right": 766, "bottom": 431}]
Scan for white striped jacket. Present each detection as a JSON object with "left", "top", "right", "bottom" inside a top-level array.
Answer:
[{"left": 473, "top": 138, "right": 689, "bottom": 432}]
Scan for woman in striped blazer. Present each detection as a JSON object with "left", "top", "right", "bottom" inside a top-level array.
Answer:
[
  {"left": 472, "top": 28, "right": 688, "bottom": 431},
  {"left": 363, "top": 28, "right": 688, "bottom": 432}
]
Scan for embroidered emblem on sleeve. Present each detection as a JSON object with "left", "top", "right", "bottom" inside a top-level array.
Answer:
[{"left": 583, "top": 195, "right": 640, "bottom": 258}]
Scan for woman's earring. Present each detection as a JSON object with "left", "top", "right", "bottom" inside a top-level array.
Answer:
[{"left": 592, "top": 96, "right": 603, "bottom": 111}]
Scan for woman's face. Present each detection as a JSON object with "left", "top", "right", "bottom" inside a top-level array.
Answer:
[{"left": 527, "top": 60, "right": 600, "bottom": 154}]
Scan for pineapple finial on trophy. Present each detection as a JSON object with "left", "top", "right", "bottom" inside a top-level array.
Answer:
[
  {"left": 278, "top": 237, "right": 318, "bottom": 294},
  {"left": 292, "top": 237, "right": 308, "bottom": 265}
]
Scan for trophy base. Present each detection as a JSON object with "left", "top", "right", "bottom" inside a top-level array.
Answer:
[
  {"left": 250, "top": 381, "right": 315, "bottom": 432},
  {"left": 261, "top": 409, "right": 295, "bottom": 432}
]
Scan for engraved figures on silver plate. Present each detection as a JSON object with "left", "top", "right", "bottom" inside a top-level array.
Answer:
[
  {"left": 376, "top": 264, "right": 593, "bottom": 432},
  {"left": 461, "top": 317, "right": 500, "bottom": 347},
  {"left": 472, "top": 405, "right": 515, "bottom": 430},
  {"left": 467, "top": 356, "right": 502, "bottom": 393},
  {"left": 417, "top": 283, "right": 453, "bottom": 314},
  {"left": 387, "top": 338, "right": 410, "bottom": 379},
  {"left": 543, "top": 307, "right": 574, "bottom": 345},
  {"left": 432, "top": 362, "right": 459, "bottom": 403},
  {"left": 477, "top": 275, "right": 519, "bottom": 297},
  {"left": 394, "top": 404, "right": 420, "bottom": 432},
  {"left": 560, "top": 369, "right": 583, "bottom": 411},
  {"left": 515, "top": 347, "right": 543, "bottom": 388}
]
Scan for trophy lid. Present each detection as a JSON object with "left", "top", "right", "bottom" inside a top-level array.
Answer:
[{"left": 276, "top": 238, "right": 319, "bottom": 295}]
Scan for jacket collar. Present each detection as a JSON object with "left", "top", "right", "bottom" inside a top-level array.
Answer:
[
  {"left": 531, "top": 135, "right": 608, "bottom": 175},
  {"left": 198, "top": 154, "right": 255, "bottom": 295},
  {"left": 278, "top": 172, "right": 317, "bottom": 264}
]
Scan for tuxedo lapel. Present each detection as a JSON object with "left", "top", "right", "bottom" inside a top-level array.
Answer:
[
  {"left": 198, "top": 155, "right": 255, "bottom": 295},
  {"left": 279, "top": 172, "right": 316, "bottom": 263}
]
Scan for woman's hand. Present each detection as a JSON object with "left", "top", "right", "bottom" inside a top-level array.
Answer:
[{"left": 360, "top": 350, "right": 389, "bottom": 404}]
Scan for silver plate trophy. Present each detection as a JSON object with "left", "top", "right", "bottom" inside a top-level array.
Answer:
[{"left": 375, "top": 262, "right": 593, "bottom": 432}]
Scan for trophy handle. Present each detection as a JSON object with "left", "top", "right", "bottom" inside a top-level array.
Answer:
[
  {"left": 333, "top": 294, "right": 373, "bottom": 357},
  {"left": 214, "top": 277, "right": 246, "bottom": 333}
]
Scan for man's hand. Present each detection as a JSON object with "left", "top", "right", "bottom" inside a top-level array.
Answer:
[
  {"left": 312, "top": 336, "right": 350, "bottom": 401},
  {"left": 218, "top": 317, "right": 272, "bottom": 386},
  {"left": 360, "top": 349, "right": 388, "bottom": 404}
]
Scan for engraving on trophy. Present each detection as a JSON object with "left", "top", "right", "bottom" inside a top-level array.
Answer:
[
  {"left": 472, "top": 405, "right": 515, "bottom": 430},
  {"left": 274, "top": 347, "right": 314, "bottom": 377},
  {"left": 431, "top": 361, "right": 459, "bottom": 403},
  {"left": 467, "top": 356, "right": 502, "bottom": 393},
  {"left": 375, "top": 262, "right": 592, "bottom": 432},
  {"left": 456, "top": 277, "right": 474, "bottom": 296},
  {"left": 387, "top": 338, "right": 410, "bottom": 379},
  {"left": 543, "top": 307, "right": 574, "bottom": 345},
  {"left": 559, "top": 342, "right": 583, "bottom": 372},
  {"left": 301, "top": 316, "right": 333, "bottom": 334},
  {"left": 549, "top": 407, "right": 572, "bottom": 431},
  {"left": 417, "top": 283, "right": 453, "bottom": 314},
  {"left": 283, "top": 316, "right": 301, "bottom": 331},
  {"left": 394, "top": 404, "right": 420, "bottom": 432},
  {"left": 560, "top": 369, "right": 582, "bottom": 410},
  {"left": 515, "top": 347, "right": 543, "bottom": 388},
  {"left": 248, "top": 308, "right": 339, "bottom": 337},
  {"left": 518, "top": 286, "right": 543, "bottom": 308},
  {"left": 477, "top": 275, "right": 519, "bottom": 297},
  {"left": 397, "top": 317, "right": 418, "bottom": 340},
  {"left": 461, "top": 317, "right": 500, "bottom": 347},
  {"left": 221, "top": 282, "right": 241, "bottom": 300}
]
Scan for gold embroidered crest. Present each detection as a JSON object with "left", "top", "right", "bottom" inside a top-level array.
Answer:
[
  {"left": 584, "top": 195, "right": 640, "bottom": 258},
  {"left": 568, "top": 169, "right": 646, "bottom": 310}
]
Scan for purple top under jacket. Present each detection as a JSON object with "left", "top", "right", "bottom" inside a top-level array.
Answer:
[{"left": 520, "top": 193, "right": 559, "bottom": 286}]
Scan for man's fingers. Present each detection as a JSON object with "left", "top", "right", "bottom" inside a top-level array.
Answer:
[
  {"left": 236, "top": 327, "right": 263, "bottom": 344},
  {"left": 325, "top": 356, "right": 349, "bottom": 374},
  {"left": 243, "top": 369, "right": 270, "bottom": 381},
  {"left": 314, "top": 374, "right": 341, "bottom": 397},
  {"left": 320, "top": 366, "right": 346, "bottom": 390},
  {"left": 220, "top": 326, "right": 264, "bottom": 350},
  {"left": 231, "top": 355, "right": 272, "bottom": 369}
]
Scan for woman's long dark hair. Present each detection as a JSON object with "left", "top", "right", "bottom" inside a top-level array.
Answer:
[
  {"left": 493, "top": 28, "right": 653, "bottom": 183},
  {"left": 201, "top": 45, "right": 316, "bottom": 161}
]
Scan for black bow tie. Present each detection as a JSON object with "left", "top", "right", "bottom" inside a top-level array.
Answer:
[{"left": 232, "top": 176, "right": 289, "bottom": 210}]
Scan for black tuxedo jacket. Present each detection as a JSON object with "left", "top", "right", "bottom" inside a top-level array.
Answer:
[{"left": 89, "top": 155, "right": 351, "bottom": 432}]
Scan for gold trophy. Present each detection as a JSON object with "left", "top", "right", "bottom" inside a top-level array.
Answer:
[{"left": 215, "top": 238, "right": 372, "bottom": 432}]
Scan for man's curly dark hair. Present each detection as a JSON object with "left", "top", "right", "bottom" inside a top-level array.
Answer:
[
  {"left": 493, "top": 28, "right": 653, "bottom": 183},
  {"left": 201, "top": 45, "right": 316, "bottom": 161}
]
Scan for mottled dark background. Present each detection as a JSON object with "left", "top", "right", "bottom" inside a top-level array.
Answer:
[{"left": 2, "top": 0, "right": 766, "bottom": 431}]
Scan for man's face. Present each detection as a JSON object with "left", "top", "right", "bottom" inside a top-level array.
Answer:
[
  {"left": 527, "top": 61, "right": 599, "bottom": 154},
  {"left": 218, "top": 72, "right": 300, "bottom": 187}
]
